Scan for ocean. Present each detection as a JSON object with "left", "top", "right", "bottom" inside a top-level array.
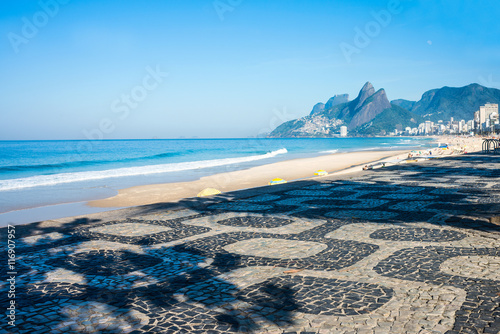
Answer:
[{"left": 0, "top": 137, "right": 433, "bottom": 222}]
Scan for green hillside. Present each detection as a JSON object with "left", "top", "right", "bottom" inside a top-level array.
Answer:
[{"left": 354, "top": 105, "right": 422, "bottom": 135}]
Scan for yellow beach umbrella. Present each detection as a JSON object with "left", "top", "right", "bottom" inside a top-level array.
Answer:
[
  {"left": 197, "top": 188, "right": 222, "bottom": 197},
  {"left": 314, "top": 170, "right": 328, "bottom": 176},
  {"left": 268, "top": 178, "right": 287, "bottom": 185}
]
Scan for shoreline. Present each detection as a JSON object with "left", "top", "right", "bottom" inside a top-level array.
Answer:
[
  {"left": 87, "top": 149, "right": 413, "bottom": 208},
  {"left": 1, "top": 149, "right": 412, "bottom": 226},
  {"left": 1, "top": 136, "right": 483, "bottom": 225},
  {"left": 88, "top": 135, "right": 482, "bottom": 209}
]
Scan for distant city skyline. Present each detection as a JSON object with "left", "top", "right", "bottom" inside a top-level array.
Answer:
[{"left": 1, "top": 0, "right": 500, "bottom": 139}]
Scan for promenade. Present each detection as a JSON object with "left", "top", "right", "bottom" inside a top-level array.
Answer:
[{"left": 1, "top": 153, "right": 499, "bottom": 333}]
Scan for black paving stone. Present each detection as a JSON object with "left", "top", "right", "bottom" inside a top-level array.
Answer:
[
  {"left": 374, "top": 246, "right": 500, "bottom": 334},
  {"left": 72, "top": 218, "right": 211, "bottom": 245},
  {"left": 174, "top": 223, "right": 378, "bottom": 272},
  {"left": 216, "top": 216, "right": 294, "bottom": 228},
  {"left": 369, "top": 227, "right": 467, "bottom": 242},
  {"left": 46, "top": 250, "right": 163, "bottom": 276},
  {"left": 238, "top": 275, "right": 393, "bottom": 316}
]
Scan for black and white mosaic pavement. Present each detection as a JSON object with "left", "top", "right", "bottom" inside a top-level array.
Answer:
[
  {"left": 374, "top": 246, "right": 500, "bottom": 334},
  {"left": 369, "top": 227, "right": 467, "bottom": 242},
  {"left": 72, "top": 218, "right": 211, "bottom": 245},
  {"left": 1, "top": 153, "right": 500, "bottom": 333},
  {"left": 216, "top": 216, "right": 294, "bottom": 228},
  {"left": 173, "top": 223, "right": 378, "bottom": 272},
  {"left": 46, "top": 249, "right": 164, "bottom": 276},
  {"left": 238, "top": 275, "right": 394, "bottom": 316}
]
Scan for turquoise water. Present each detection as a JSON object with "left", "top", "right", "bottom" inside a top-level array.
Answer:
[{"left": 0, "top": 138, "right": 432, "bottom": 213}]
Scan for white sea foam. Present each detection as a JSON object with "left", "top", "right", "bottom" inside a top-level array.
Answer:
[
  {"left": 0, "top": 148, "right": 288, "bottom": 191},
  {"left": 319, "top": 149, "right": 339, "bottom": 154}
]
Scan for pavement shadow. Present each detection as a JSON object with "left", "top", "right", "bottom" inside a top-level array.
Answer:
[{"left": 1, "top": 225, "right": 298, "bottom": 333}]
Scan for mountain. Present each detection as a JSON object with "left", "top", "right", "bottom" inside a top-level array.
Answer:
[
  {"left": 325, "top": 94, "right": 349, "bottom": 110},
  {"left": 408, "top": 84, "right": 500, "bottom": 122},
  {"left": 357, "top": 105, "right": 421, "bottom": 135},
  {"left": 309, "top": 94, "right": 350, "bottom": 116},
  {"left": 349, "top": 87, "right": 392, "bottom": 130},
  {"left": 268, "top": 82, "right": 500, "bottom": 137},
  {"left": 309, "top": 103, "right": 325, "bottom": 115},
  {"left": 391, "top": 99, "right": 416, "bottom": 110},
  {"left": 269, "top": 82, "right": 415, "bottom": 137},
  {"left": 353, "top": 82, "right": 376, "bottom": 111}
]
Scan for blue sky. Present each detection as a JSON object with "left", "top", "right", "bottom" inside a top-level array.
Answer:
[{"left": 1, "top": 0, "right": 499, "bottom": 139}]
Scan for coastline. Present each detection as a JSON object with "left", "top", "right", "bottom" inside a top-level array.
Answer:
[
  {"left": 2, "top": 149, "right": 411, "bottom": 226},
  {"left": 87, "top": 149, "right": 411, "bottom": 208},
  {"left": 0, "top": 136, "right": 483, "bottom": 225},
  {"left": 88, "top": 135, "right": 482, "bottom": 209}
]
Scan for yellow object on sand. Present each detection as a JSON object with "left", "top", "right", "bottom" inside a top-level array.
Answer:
[
  {"left": 268, "top": 178, "right": 287, "bottom": 185},
  {"left": 314, "top": 170, "right": 328, "bottom": 176},
  {"left": 197, "top": 188, "right": 222, "bottom": 197}
]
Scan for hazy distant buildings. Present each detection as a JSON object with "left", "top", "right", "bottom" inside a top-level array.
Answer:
[
  {"left": 340, "top": 126, "right": 347, "bottom": 137},
  {"left": 474, "top": 103, "right": 499, "bottom": 133},
  {"left": 388, "top": 102, "right": 499, "bottom": 136},
  {"left": 458, "top": 120, "right": 465, "bottom": 133},
  {"left": 424, "top": 121, "right": 433, "bottom": 134}
]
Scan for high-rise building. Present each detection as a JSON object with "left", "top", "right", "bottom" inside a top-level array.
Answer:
[
  {"left": 476, "top": 103, "right": 499, "bottom": 130},
  {"left": 424, "top": 121, "right": 433, "bottom": 134},
  {"left": 458, "top": 120, "right": 465, "bottom": 133},
  {"left": 340, "top": 126, "right": 347, "bottom": 137}
]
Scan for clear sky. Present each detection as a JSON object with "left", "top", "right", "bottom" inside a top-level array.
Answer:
[{"left": 1, "top": 0, "right": 499, "bottom": 139}]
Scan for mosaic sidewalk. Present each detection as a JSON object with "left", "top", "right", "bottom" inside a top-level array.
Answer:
[{"left": 1, "top": 154, "right": 500, "bottom": 333}]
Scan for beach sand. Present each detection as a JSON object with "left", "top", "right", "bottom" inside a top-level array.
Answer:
[
  {"left": 89, "top": 150, "right": 408, "bottom": 208},
  {"left": 89, "top": 136, "right": 484, "bottom": 209}
]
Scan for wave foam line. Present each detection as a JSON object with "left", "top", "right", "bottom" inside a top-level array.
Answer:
[
  {"left": 0, "top": 148, "right": 288, "bottom": 191},
  {"left": 319, "top": 149, "right": 339, "bottom": 154}
]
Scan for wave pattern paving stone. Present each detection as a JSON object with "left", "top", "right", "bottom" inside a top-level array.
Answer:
[
  {"left": 216, "top": 216, "right": 294, "bottom": 228},
  {"left": 238, "top": 275, "right": 394, "bottom": 316},
  {"left": 374, "top": 246, "right": 500, "bottom": 334},
  {"left": 325, "top": 210, "right": 399, "bottom": 220},
  {"left": 174, "top": 224, "right": 378, "bottom": 272},
  {"left": 369, "top": 228, "right": 467, "bottom": 242},
  {"left": 207, "top": 202, "right": 276, "bottom": 212},
  {"left": 241, "top": 194, "right": 282, "bottom": 202},
  {"left": 2, "top": 154, "right": 500, "bottom": 333},
  {"left": 72, "top": 219, "right": 211, "bottom": 245},
  {"left": 440, "top": 255, "right": 500, "bottom": 281},
  {"left": 45, "top": 250, "right": 164, "bottom": 276},
  {"left": 388, "top": 201, "right": 433, "bottom": 211},
  {"left": 16, "top": 300, "right": 150, "bottom": 333},
  {"left": 380, "top": 193, "right": 438, "bottom": 200}
]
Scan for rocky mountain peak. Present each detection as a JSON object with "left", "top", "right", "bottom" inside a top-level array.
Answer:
[
  {"left": 309, "top": 103, "right": 325, "bottom": 115},
  {"left": 348, "top": 88, "right": 391, "bottom": 130},
  {"left": 325, "top": 94, "right": 349, "bottom": 110},
  {"left": 354, "top": 82, "right": 376, "bottom": 110}
]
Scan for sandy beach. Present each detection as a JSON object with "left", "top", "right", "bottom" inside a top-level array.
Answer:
[
  {"left": 89, "top": 136, "right": 484, "bottom": 208},
  {"left": 88, "top": 150, "right": 408, "bottom": 208}
]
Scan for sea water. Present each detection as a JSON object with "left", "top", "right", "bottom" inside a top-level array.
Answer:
[{"left": 0, "top": 137, "right": 433, "bottom": 217}]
